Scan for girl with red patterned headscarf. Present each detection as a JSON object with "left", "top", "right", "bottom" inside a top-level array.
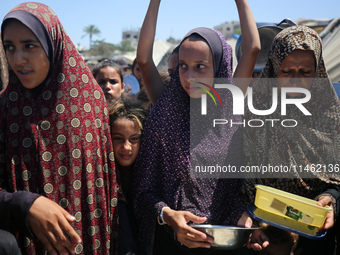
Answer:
[{"left": 0, "top": 2, "right": 119, "bottom": 254}]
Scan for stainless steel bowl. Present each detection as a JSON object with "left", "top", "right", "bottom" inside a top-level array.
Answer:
[{"left": 190, "top": 225, "right": 259, "bottom": 250}]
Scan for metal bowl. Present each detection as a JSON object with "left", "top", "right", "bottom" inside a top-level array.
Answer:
[{"left": 190, "top": 224, "right": 258, "bottom": 250}]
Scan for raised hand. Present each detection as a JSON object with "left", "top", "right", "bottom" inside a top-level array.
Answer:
[
  {"left": 233, "top": 0, "right": 261, "bottom": 93},
  {"left": 137, "top": 0, "right": 165, "bottom": 105}
]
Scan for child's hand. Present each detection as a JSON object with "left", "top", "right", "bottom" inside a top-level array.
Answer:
[
  {"left": 162, "top": 208, "right": 213, "bottom": 248},
  {"left": 126, "top": 84, "right": 132, "bottom": 93},
  {"left": 237, "top": 211, "right": 253, "bottom": 228},
  {"left": 317, "top": 195, "right": 334, "bottom": 230},
  {"left": 247, "top": 229, "right": 269, "bottom": 251}
]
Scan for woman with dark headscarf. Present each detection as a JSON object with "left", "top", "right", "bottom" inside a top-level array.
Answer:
[
  {"left": 243, "top": 26, "right": 340, "bottom": 254},
  {"left": 132, "top": 1, "right": 260, "bottom": 254},
  {"left": 0, "top": 3, "right": 119, "bottom": 254}
]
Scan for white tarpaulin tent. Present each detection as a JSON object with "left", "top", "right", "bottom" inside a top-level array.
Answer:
[
  {"left": 226, "top": 38, "right": 238, "bottom": 71},
  {"left": 321, "top": 18, "right": 340, "bottom": 83},
  {"left": 122, "top": 39, "right": 176, "bottom": 67},
  {"left": 152, "top": 40, "right": 176, "bottom": 66}
]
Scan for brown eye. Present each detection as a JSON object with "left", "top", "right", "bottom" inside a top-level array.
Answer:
[
  {"left": 130, "top": 137, "right": 140, "bottom": 144},
  {"left": 4, "top": 44, "right": 14, "bottom": 51},
  {"left": 179, "top": 63, "right": 187, "bottom": 69},
  {"left": 109, "top": 79, "right": 119, "bottom": 85},
  {"left": 26, "top": 44, "right": 36, "bottom": 49},
  {"left": 112, "top": 137, "right": 124, "bottom": 143}
]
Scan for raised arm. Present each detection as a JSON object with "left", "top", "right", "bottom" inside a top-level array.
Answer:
[
  {"left": 233, "top": 0, "right": 260, "bottom": 94},
  {"left": 137, "top": 0, "right": 165, "bottom": 105}
]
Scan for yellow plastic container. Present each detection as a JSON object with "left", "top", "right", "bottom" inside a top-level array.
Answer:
[
  {"left": 254, "top": 185, "right": 332, "bottom": 227},
  {"left": 251, "top": 205, "right": 320, "bottom": 236}
]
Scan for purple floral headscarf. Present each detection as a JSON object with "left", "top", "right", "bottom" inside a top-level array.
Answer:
[{"left": 132, "top": 27, "right": 245, "bottom": 254}]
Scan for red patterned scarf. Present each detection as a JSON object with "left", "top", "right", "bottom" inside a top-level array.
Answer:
[{"left": 0, "top": 2, "right": 118, "bottom": 254}]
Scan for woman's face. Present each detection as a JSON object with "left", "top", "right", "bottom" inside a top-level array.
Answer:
[
  {"left": 111, "top": 118, "right": 141, "bottom": 167},
  {"left": 277, "top": 49, "right": 316, "bottom": 97},
  {"left": 95, "top": 66, "right": 125, "bottom": 101},
  {"left": 179, "top": 38, "right": 214, "bottom": 98},
  {"left": 3, "top": 19, "right": 50, "bottom": 89}
]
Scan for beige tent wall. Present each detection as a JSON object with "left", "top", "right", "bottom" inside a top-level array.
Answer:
[{"left": 321, "top": 18, "right": 340, "bottom": 83}]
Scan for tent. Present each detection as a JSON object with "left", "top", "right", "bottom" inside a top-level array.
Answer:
[
  {"left": 321, "top": 18, "right": 340, "bottom": 83},
  {"left": 120, "top": 40, "right": 176, "bottom": 71}
]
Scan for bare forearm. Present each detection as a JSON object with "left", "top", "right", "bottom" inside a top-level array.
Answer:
[
  {"left": 137, "top": 0, "right": 161, "bottom": 65},
  {"left": 233, "top": 0, "right": 260, "bottom": 92},
  {"left": 235, "top": 0, "right": 260, "bottom": 56},
  {"left": 137, "top": 0, "right": 165, "bottom": 105}
]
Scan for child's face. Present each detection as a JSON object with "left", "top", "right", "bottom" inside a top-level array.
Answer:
[
  {"left": 133, "top": 63, "right": 143, "bottom": 88},
  {"left": 96, "top": 66, "right": 125, "bottom": 101},
  {"left": 111, "top": 118, "right": 141, "bottom": 167},
  {"left": 3, "top": 19, "right": 50, "bottom": 89},
  {"left": 168, "top": 52, "right": 178, "bottom": 76},
  {"left": 179, "top": 38, "right": 214, "bottom": 98}
]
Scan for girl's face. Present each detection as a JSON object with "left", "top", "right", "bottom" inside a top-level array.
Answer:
[
  {"left": 277, "top": 49, "right": 316, "bottom": 97},
  {"left": 168, "top": 52, "right": 178, "bottom": 76},
  {"left": 3, "top": 19, "right": 50, "bottom": 89},
  {"left": 133, "top": 63, "right": 144, "bottom": 88},
  {"left": 95, "top": 66, "right": 125, "bottom": 101},
  {"left": 179, "top": 38, "right": 214, "bottom": 98},
  {"left": 111, "top": 118, "right": 141, "bottom": 167}
]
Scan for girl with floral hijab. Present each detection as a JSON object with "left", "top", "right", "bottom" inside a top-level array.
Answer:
[
  {"left": 0, "top": 2, "right": 119, "bottom": 254},
  {"left": 133, "top": 28, "right": 247, "bottom": 255},
  {"left": 132, "top": 1, "right": 260, "bottom": 254}
]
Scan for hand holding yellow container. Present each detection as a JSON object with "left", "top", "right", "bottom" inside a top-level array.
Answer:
[{"left": 254, "top": 185, "right": 332, "bottom": 228}]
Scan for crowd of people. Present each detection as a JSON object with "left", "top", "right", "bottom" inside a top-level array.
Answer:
[{"left": 0, "top": 1, "right": 339, "bottom": 255}]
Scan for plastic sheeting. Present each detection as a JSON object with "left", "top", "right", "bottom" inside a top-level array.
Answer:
[{"left": 321, "top": 18, "right": 340, "bottom": 83}]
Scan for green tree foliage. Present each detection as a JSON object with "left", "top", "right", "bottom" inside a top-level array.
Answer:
[
  {"left": 87, "top": 40, "right": 117, "bottom": 57},
  {"left": 83, "top": 25, "right": 100, "bottom": 49},
  {"left": 235, "top": 28, "right": 242, "bottom": 35},
  {"left": 117, "top": 40, "right": 135, "bottom": 53}
]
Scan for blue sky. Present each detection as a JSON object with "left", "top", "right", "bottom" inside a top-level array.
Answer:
[{"left": 1, "top": 1, "right": 339, "bottom": 49}]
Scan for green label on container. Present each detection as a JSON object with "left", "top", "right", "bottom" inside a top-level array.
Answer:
[
  {"left": 285, "top": 206, "right": 302, "bottom": 221},
  {"left": 285, "top": 206, "right": 314, "bottom": 224}
]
